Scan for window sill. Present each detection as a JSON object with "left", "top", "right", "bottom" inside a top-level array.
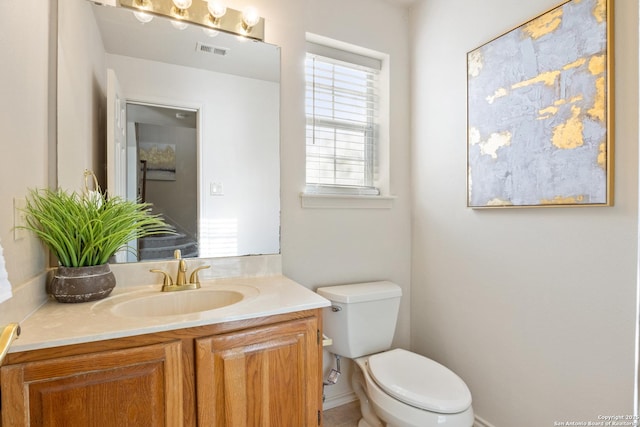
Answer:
[{"left": 300, "top": 193, "right": 395, "bottom": 209}]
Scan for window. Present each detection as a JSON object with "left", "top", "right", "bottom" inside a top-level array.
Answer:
[{"left": 305, "top": 42, "right": 381, "bottom": 196}]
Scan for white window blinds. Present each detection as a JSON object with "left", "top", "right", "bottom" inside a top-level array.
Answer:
[{"left": 305, "top": 43, "right": 381, "bottom": 195}]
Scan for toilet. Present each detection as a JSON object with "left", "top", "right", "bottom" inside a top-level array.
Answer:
[{"left": 317, "top": 281, "right": 474, "bottom": 427}]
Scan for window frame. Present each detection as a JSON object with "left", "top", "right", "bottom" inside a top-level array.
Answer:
[{"left": 304, "top": 42, "right": 382, "bottom": 196}]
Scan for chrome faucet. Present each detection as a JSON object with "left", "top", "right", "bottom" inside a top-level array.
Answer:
[{"left": 150, "top": 249, "right": 210, "bottom": 292}]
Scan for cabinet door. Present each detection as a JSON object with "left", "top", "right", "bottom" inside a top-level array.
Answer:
[
  {"left": 196, "top": 318, "right": 321, "bottom": 427},
  {"left": 1, "top": 341, "right": 183, "bottom": 427}
]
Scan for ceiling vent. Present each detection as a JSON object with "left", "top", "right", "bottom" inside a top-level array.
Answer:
[{"left": 196, "top": 42, "right": 230, "bottom": 56}]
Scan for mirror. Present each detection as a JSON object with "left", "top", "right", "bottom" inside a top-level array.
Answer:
[{"left": 57, "top": 0, "right": 281, "bottom": 262}]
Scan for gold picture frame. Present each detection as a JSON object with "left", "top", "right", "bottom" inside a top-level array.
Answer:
[{"left": 467, "top": 0, "right": 613, "bottom": 208}]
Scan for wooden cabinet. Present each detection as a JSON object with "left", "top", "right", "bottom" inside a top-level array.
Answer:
[
  {"left": 1, "top": 341, "right": 183, "bottom": 427},
  {"left": 196, "top": 318, "right": 320, "bottom": 426},
  {"left": 0, "top": 309, "right": 323, "bottom": 427}
]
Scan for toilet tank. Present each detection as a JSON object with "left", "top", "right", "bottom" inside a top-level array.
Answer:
[{"left": 317, "top": 281, "right": 402, "bottom": 359}]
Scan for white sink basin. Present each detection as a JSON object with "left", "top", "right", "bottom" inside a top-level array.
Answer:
[{"left": 97, "top": 285, "right": 260, "bottom": 318}]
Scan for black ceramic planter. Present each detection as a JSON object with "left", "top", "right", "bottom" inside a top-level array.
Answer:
[{"left": 48, "top": 264, "right": 116, "bottom": 303}]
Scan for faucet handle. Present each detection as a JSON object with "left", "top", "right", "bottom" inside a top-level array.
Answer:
[
  {"left": 189, "top": 265, "right": 211, "bottom": 287},
  {"left": 150, "top": 269, "right": 174, "bottom": 287},
  {"left": 174, "top": 249, "right": 182, "bottom": 260}
]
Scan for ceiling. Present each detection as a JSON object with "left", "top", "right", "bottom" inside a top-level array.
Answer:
[{"left": 91, "top": 3, "right": 280, "bottom": 82}]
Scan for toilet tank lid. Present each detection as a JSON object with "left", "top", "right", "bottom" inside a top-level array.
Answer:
[{"left": 317, "top": 281, "right": 402, "bottom": 303}]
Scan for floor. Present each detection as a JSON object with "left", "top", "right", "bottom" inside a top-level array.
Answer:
[
  {"left": 323, "top": 401, "right": 482, "bottom": 427},
  {"left": 323, "top": 401, "right": 361, "bottom": 427}
]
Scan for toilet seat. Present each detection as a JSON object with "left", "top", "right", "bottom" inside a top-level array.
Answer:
[{"left": 367, "top": 348, "right": 472, "bottom": 414}]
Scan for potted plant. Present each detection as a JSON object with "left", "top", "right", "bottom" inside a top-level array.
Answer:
[{"left": 20, "top": 170, "right": 172, "bottom": 303}]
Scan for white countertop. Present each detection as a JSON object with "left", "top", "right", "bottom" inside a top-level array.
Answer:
[{"left": 11, "top": 275, "right": 330, "bottom": 353}]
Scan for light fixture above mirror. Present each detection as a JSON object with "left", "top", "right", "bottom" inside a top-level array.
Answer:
[{"left": 120, "top": 0, "right": 264, "bottom": 40}]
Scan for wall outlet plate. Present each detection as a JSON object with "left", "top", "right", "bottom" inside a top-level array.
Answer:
[{"left": 210, "top": 182, "right": 224, "bottom": 196}]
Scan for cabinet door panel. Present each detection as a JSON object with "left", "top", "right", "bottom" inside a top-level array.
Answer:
[
  {"left": 196, "top": 318, "right": 320, "bottom": 427},
  {"left": 1, "top": 341, "right": 183, "bottom": 427}
]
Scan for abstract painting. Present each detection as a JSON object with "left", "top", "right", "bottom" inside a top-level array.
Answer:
[
  {"left": 139, "top": 143, "right": 177, "bottom": 181},
  {"left": 467, "top": 0, "right": 612, "bottom": 208}
]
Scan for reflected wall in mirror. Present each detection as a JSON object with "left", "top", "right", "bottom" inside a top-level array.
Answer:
[
  {"left": 57, "top": 0, "right": 281, "bottom": 263},
  {"left": 126, "top": 103, "right": 198, "bottom": 262}
]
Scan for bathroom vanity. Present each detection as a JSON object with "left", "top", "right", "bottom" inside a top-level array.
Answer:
[{"left": 0, "top": 275, "right": 329, "bottom": 426}]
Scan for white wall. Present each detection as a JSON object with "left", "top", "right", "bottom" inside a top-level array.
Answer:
[
  {"left": 258, "top": 0, "right": 411, "bottom": 315},
  {"left": 0, "top": 0, "right": 52, "bottom": 323},
  {"left": 108, "top": 54, "right": 281, "bottom": 257},
  {"left": 57, "top": 0, "right": 106, "bottom": 190},
  {"left": 410, "top": 1, "right": 638, "bottom": 425},
  {"left": 250, "top": 0, "right": 413, "bottom": 405}
]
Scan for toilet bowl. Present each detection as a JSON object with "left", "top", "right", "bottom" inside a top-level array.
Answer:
[
  {"left": 352, "top": 350, "right": 474, "bottom": 427},
  {"left": 317, "top": 281, "right": 474, "bottom": 427}
]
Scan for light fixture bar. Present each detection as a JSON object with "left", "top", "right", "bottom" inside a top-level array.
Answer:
[{"left": 118, "top": 0, "right": 265, "bottom": 41}]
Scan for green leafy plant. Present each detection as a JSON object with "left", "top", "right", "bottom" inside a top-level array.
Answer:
[{"left": 20, "top": 174, "right": 172, "bottom": 267}]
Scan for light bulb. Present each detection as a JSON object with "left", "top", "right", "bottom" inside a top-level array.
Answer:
[
  {"left": 171, "top": 20, "right": 189, "bottom": 30},
  {"left": 172, "top": 0, "right": 192, "bottom": 10},
  {"left": 241, "top": 6, "right": 260, "bottom": 30},
  {"left": 133, "top": 11, "right": 153, "bottom": 23},
  {"left": 207, "top": 1, "right": 227, "bottom": 19}
]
